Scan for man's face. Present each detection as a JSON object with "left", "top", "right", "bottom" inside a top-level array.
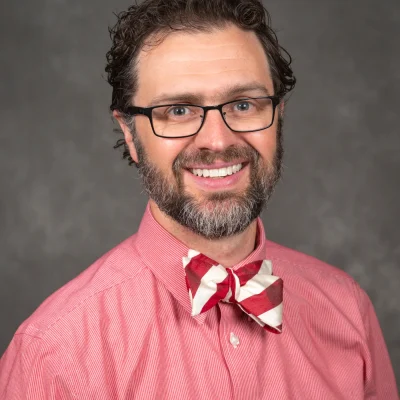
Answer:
[{"left": 123, "top": 25, "right": 283, "bottom": 239}]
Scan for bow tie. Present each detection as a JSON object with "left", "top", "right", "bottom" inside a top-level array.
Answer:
[{"left": 182, "top": 250, "right": 283, "bottom": 334}]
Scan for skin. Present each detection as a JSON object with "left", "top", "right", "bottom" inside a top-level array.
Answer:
[{"left": 114, "top": 24, "right": 283, "bottom": 267}]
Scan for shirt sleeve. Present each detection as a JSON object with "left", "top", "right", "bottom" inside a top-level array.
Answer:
[
  {"left": 0, "top": 332, "right": 80, "bottom": 400},
  {"left": 352, "top": 281, "right": 399, "bottom": 399}
]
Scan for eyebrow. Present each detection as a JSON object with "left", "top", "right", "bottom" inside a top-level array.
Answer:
[{"left": 148, "top": 83, "right": 271, "bottom": 106}]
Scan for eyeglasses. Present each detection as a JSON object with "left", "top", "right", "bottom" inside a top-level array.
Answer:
[{"left": 123, "top": 96, "right": 281, "bottom": 138}]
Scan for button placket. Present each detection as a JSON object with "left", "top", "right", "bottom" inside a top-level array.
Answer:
[{"left": 218, "top": 303, "right": 264, "bottom": 399}]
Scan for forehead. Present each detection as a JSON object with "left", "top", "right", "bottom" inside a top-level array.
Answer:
[{"left": 135, "top": 24, "right": 273, "bottom": 105}]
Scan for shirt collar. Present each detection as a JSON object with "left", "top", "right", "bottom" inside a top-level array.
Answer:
[{"left": 134, "top": 203, "right": 268, "bottom": 325}]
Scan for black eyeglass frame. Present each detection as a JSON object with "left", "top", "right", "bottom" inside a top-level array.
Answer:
[{"left": 123, "top": 95, "right": 281, "bottom": 139}]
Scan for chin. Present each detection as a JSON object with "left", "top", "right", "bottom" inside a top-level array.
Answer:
[{"left": 196, "top": 193, "right": 245, "bottom": 211}]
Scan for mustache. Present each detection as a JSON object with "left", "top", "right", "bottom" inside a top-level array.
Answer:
[{"left": 173, "top": 146, "right": 260, "bottom": 172}]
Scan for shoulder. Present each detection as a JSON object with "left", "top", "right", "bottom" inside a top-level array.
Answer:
[
  {"left": 265, "top": 239, "right": 369, "bottom": 312},
  {"left": 266, "top": 240, "right": 376, "bottom": 334},
  {"left": 1, "top": 233, "right": 162, "bottom": 395},
  {"left": 15, "top": 233, "right": 156, "bottom": 340}
]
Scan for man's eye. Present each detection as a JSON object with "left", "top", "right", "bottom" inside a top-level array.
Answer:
[
  {"left": 169, "top": 106, "right": 189, "bottom": 116},
  {"left": 234, "top": 102, "right": 252, "bottom": 111}
]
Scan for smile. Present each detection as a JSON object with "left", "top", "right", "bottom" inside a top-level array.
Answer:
[{"left": 191, "top": 163, "right": 243, "bottom": 178}]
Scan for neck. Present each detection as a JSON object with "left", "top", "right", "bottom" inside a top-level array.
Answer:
[{"left": 149, "top": 200, "right": 258, "bottom": 268}]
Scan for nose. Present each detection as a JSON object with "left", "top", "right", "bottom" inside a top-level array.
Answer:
[{"left": 193, "top": 109, "right": 240, "bottom": 152}]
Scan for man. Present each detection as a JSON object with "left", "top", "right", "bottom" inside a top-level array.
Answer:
[{"left": 0, "top": 0, "right": 398, "bottom": 398}]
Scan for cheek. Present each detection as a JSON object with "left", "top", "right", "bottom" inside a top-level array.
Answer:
[
  {"left": 135, "top": 118, "right": 188, "bottom": 171},
  {"left": 247, "top": 129, "right": 278, "bottom": 163}
]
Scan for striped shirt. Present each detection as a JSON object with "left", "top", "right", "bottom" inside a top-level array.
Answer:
[{"left": 0, "top": 204, "right": 398, "bottom": 399}]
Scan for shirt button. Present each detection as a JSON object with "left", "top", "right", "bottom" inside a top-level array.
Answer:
[{"left": 230, "top": 332, "right": 240, "bottom": 348}]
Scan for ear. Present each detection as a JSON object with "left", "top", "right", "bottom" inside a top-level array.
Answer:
[
  {"left": 113, "top": 110, "right": 139, "bottom": 164},
  {"left": 279, "top": 100, "right": 285, "bottom": 117}
]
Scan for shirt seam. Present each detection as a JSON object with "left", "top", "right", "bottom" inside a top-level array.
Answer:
[
  {"left": 350, "top": 280, "right": 368, "bottom": 341},
  {"left": 350, "top": 280, "right": 373, "bottom": 398},
  {"left": 36, "top": 264, "right": 149, "bottom": 336}
]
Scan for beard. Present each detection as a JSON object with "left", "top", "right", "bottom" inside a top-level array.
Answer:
[{"left": 133, "top": 117, "right": 284, "bottom": 239}]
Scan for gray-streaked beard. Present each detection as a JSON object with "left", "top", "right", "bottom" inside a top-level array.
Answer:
[{"left": 133, "top": 120, "right": 283, "bottom": 239}]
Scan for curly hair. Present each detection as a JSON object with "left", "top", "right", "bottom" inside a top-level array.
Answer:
[{"left": 105, "top": 0, "right": 296, "bottom": 165}]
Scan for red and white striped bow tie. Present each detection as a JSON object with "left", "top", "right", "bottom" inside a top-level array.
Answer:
[{"left": 183, "top": 250, "right": 283, "bottom": 334}]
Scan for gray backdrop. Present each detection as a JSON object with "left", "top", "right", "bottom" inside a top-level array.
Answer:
[{"left": 1, "top": 0, "right": 399, "bottom": 385}]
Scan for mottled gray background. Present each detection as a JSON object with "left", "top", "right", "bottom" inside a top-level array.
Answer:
[{"left": 1, "top": 0, "right": 399, "bottom": 385}]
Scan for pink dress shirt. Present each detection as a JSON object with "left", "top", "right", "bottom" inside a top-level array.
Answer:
[{"left": 0, "top": 205, "right": 398, "bottom": 399}]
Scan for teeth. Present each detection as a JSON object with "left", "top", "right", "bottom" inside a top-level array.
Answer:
[{"left": 191, "top": 163, "right": 243, "bottom": 178}]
